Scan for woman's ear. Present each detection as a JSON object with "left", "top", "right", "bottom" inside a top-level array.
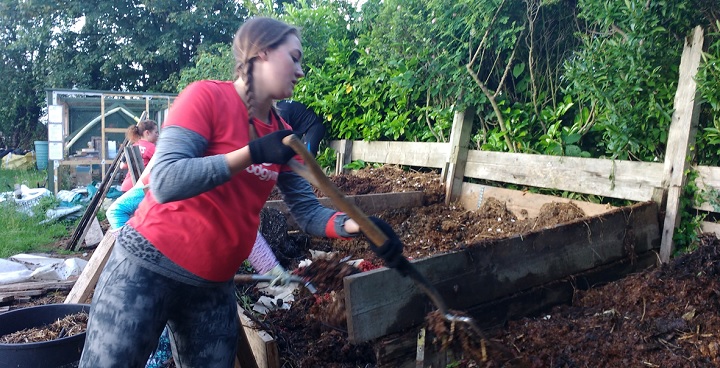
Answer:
[{"left": 257, "top": 50, "right": 269, "bottom": 61}]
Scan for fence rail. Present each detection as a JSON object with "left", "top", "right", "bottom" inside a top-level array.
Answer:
[{"left": 330, "top": 26, "right": 711, "bottom": 262}]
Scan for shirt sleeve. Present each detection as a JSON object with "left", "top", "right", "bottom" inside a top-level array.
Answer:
[
  {"left": 150, "top": 126, "right": 231, "bottom": 203},
  {"left": 275, "top": 170, "right": 355, "bottom": 238},
  {"left": 163, "top": 81, "right": 216, "bottom": 140},
  {"left": 247, "top": 232, "right": 279, "bottom": 274},
  {"left": 106, "top": 187, "right": 146, "bottom": 229}
]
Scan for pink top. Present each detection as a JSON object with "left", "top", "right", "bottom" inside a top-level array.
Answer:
[{"left": 120, "top": 139, "right": 156, "bottom": 192}]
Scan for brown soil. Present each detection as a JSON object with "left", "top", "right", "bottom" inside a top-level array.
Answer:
[
  {"left": 6, "top": 165, "right": 718, "bottom": 368},
  {"left": 255, "top": 166, "right": 720, "bottom": 367},
  {"left": 489, "top": 234, "right": 720, "bottom": 368}
]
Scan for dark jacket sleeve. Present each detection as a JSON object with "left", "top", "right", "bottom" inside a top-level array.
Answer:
[{"left": 275, "top": 170, "right": 354, "bottom": 237}]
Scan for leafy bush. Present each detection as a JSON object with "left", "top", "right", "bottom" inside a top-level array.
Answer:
[
  {"left": 563, "top": 0, "right": 694, "bottom": 160},
  {"left": 695, "top": 22, "right": 720, "bottom": 166},
  {"left": 176, "top": 44, "right": 234, "bottom": 91}
]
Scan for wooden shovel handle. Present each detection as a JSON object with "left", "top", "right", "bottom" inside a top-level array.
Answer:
[
  {"left": 282, "top": 135, "right": 389, "bottom": 247},
  {"left": 283, "top": 135, "right": 456, "bottom": 315}
]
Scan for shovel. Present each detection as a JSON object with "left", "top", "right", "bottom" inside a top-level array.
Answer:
[{"left": 281, "top": 134, "right": 485, "bottom": 336}]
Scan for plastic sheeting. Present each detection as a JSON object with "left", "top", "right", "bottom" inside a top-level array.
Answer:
[
  {"left": 0, "top": 185, "right": 53, "bottom": 216},
  {"left": 0, "top": 185, "right": 89, "bottom": 221},
  {"left": 1, "top": 151, "right": 35, "bottom": 170},
  {"left": 0, "top": 253, "right": 87, "bottom": 285}
]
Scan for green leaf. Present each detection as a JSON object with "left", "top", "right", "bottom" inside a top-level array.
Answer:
[
  {"left": 565, "top": 145, "right": 582, "bottom": 157},
  {"left": 564, "top": 134, "right": 582, "bottom": 145}
]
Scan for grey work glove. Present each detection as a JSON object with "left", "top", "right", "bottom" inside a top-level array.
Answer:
[{"left": 264, "top": 264, "right": 293, "bottom": 287}]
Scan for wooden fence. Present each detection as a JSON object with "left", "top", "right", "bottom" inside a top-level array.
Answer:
[{"left": 330, "top": 26, "right": 714, "bottom": 263}]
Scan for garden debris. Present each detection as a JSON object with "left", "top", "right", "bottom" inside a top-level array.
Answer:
[
  {"left": 426, "top": 310, "right": 529, "bottom": 366},
  {"left": 0, "top": 254, "right": 86, "bottom": 285},
  {"left": 0, "top": 184, "right": 53, "bottom": 216},
  {"left": 297, "top": 257, "right": 360, "bottom": 329},
  {"left": 0, "top": 151, "right": 35, "bottom": 170},
  {"left": 0, "top": 311, "right": 88, "bottom": 343}
]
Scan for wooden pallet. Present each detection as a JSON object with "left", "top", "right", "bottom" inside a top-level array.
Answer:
[{"left": 0, "top": 279, "right": 76, "bottom": 306}]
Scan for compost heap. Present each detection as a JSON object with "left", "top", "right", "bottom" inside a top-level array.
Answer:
[
  {"left": 254, "top": 166, "right": 720, "bottom": 367},
  {"left": 253, "top": 166, "right": 587, "bottom": 367},
  {"left": 9, "top": 166, "right": 720, "bottom": 367}
]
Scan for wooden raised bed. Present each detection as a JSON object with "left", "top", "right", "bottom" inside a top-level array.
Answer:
[
  {"left": 264, "top": 191, "right": 424, "bottom": 229},
  {"left": 343, "top": 199, "right": 660, "bottom": 343},
  {"left": 241, "top": 186, "right": 660, "bottom": 367}
]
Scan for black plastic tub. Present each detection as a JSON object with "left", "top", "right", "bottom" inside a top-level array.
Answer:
[{"left": 0, "top": 303, "right": 90, "bottom": 368}]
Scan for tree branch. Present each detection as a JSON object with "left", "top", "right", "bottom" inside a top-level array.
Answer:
[
  {"left": 425, "top": 88, "right": 442, "bottom": 142},
  {"left": 466, "top": 64, "right": 516, "bottom": 153}
]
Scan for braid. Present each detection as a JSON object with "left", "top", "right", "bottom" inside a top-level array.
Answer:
[
  {"left": 233, "top": 58, "right": 244, "bottom": 81},
  {"left": 232, "top": 17, "right": 301, "bottom": 140},
  {"left": 245, "top": 60, "right": 259, "bottom": 140}
]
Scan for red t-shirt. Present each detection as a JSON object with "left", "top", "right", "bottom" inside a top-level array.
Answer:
[
  {"left": 128, "top": 80, "right": 294, "bottom": 281},
  {"left": 120, "top": 139, "right": 156, "bottom": 192}
]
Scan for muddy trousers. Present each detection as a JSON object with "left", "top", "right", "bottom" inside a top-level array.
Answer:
[{"left": 78, "top": 243, "right": 239, "bottom": 368}]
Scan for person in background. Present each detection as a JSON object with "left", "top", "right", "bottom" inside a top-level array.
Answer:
[
  {"left": 276, "top": 100, "right": 326, "bottom": 157},
  {"left": 79, "top": 17, "right": 403, "bottom": 368},
  {"left": 106, "top": 156, "right": 155, "bottom": 231},
  {"left": 119, "top": 119, "right": 158, "bottom": 192}
]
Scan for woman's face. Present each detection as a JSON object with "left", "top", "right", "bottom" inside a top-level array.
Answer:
[
  {"left": 143, "top": 128, "right": 159, "bottom": 143},
  {"left": 254, "top": 34, "right": 304, "bottom": 100}
]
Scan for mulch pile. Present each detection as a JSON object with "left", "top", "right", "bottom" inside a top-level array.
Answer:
[
  {"left": 0, "top": 311, "right": 88, "bottom": 344},
  {"left": 5, "top": 165, "right": 719, "bottom": 368},
  {"left": 484, "top": 233, "right": 720, "bottom": 367},
  {"left": 253, "top": 233, "right": 720, "bottom": 367}
]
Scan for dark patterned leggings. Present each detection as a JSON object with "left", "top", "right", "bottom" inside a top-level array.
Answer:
[{"left": 79, "top": 242, "right": 238, "bottom": 367}]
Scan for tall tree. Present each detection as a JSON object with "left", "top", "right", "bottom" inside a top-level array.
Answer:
[
  {"left": 62, "top": 0, "right": 246, "bottom": 92},
  {"left": 0, "top": 0, "right": 80, "bottom": 147},
  {"left": 0, "top": 0, "right": 246, "bottom": 148}
]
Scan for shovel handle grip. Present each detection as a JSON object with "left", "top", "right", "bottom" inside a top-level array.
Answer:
[{"left": 282, "top": 134, "right": 389, "bottom": 248}]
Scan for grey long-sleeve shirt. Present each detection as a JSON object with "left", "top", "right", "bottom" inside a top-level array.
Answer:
[{"left": 150, "top": 125, "right": 353, "bottom": 237}]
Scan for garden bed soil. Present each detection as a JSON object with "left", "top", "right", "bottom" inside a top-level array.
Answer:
[{"left": 7, "top": 166, "right": 718, "bottom": 367}]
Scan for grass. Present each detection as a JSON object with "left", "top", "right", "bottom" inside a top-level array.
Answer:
[
  {"left": 0, "top": 168, "right": 73, "bottom": 258},
  {"left": 0, "top": 168, "right": 48, "bottom": 191}
]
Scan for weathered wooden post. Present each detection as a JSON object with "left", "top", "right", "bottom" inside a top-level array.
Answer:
[
  {"left": 331, "top": 139, "right": 353, "bottom": 175},
  {"left": 659, "top": 26, "right": 704, "bottom": 262},
  {"left": 444, "top": 107, "right": 474, "bottom": 205}
]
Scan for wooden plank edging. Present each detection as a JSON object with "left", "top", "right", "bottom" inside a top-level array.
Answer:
[
  {"left": 458, "top": 182, "right": 615, "bottom": 218},
  {"left": 64, "top": 230, "right": 117, "bottom": 304},
  {"left": 693, "top": 165, "right": 720, "bottom": 212},
  {"left": 344, "top": 201, "right": 660, "bottom": 343},
  {"left": 464, "top": 150, "right": 664, "bottom": 202},
  {"left": 237, "top": 305, "right": 279, "bottom": 368},
  {"left": 374, "top": 250, "right": 659, "bottom": 367},
  {"left": 264, "top": 191, "right": 424, "bottom": 227},
  {"left": 330, "top": 139, "right": 667, "bottom": 203},
  {"left": 346, "top": 141, "right": 449, "bottom": 169}
]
